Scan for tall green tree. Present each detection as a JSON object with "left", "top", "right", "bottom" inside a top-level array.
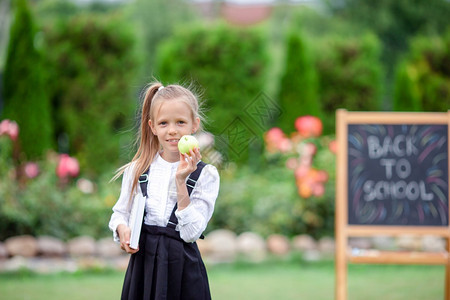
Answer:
[
  {"left": 277, "top": 30, "right": 322, "bottom": 133},
  {"left": 316, "top": 33, "right": 383, "bottom": 132},
  {"left": 327, "top": 0, "right": 450, "bottom": 107},
  {"left": 327, "top": 0, "right": 450, "bottom": 69},
  {"left": 393, "top": 62, "right": 422, "bottom": 111},
  {"left": 156, "top": 23, "right": 269, "bottom": 164},
  {"left": 393, "top": 31, "right": 450, "bottom": 112},
  {"left": 44, "top": 13, "right": 139, "bottom": 175},
  {"left": 132, "top": 0, "right": 196, "bottom": 80},
  {"left": 2, "top": 0, "right": 53, "bottom": 159}
]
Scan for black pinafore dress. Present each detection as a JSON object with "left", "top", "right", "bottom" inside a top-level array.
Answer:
[{"left": 121, "top": 162, "right": 211, "bottom": 300}]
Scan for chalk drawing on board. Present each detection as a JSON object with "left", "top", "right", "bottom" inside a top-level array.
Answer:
[{"left": 347, "top": 124, "right": 449, "bottom": 226}]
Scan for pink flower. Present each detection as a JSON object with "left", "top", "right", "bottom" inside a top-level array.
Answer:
[
  {"left": 285, "top": 157, "right": 298, "bottom": 170},
  {"left": 0, "top": 120, "right": 9, "bottom": 135},
  {"left": 56, "top": 154, "right": 80, "bottom": 178},
  {"left": 294, "top": 116, "right": 323, "bottom": 138},
  {"left": 295, "top": 167, "right": 328, "bottom": 198},
  {"left": 317, "top": 170, "right": 328, "bottom": 182},
  {"left": 328, "top": 140, "right": 337, "bottom": 154},
  {"left": 295, "top": 165, "right": 310, "bottom": 178},
  {"left": 77, "top": 178, "right": 95, "bottom": 194},
  {"left": 302, "top": 142, "right": 317, "bottom": 156},
  {"left": 264, "top": 128, "right": 294, "bottom": 153},
  {"left": 278, "top": 138, "right": 292, "bottom": 152},
  {"left": 24, "top": 162, "right": 40, "bottom": 179},
  {"left": 264, "top": 127, "right": 288, "bottom": 153},
  {"left": 265, "top": 127, "right": 285, "bottom": 144},
  {"left": 0, "top": 119, "right": 19, "bottom": 141},
  {"left": 312, "top": 184, "right": 325, "bottom": 197}
]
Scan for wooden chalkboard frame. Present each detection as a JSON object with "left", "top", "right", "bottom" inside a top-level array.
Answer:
[{"left": 335, "top": 109, "right": 450, "bottom": 300}]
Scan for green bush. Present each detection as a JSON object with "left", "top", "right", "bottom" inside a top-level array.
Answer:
[
  {"left": 156, "top": 22, "right": 270, "bottom": 164},
  {"left": 277, "top": 30, "right": 322, "bottom": 133},
  {"left": 0, "top": 136, "right": 119, "bottom": 241},
  {"left": 208, "top": 134, "right": 336, "bottom": 239},
  {"left": 327, "top": 0, "right": 450, "bottom": 72},
  {"left": 275, "top": 9, "right": 383, "bottom": 132},
  {"left": 393, "top": 31, "right": 450, "bottom": 111},
  {"left": 2, "top": 0, "right": 53, "bottom": 159},
  {"left": 393, "top": 62, "right": 422, "bottom": 111},
  {"left": 130, "top": 0, "right": 196, "bottom": 79},
  {"left": 43, "top": 13, "right": 139, "bottom": 176},
  {"left": 315, "top": 33, "right": 383, "bottom": 133},
  {"left": 208, "top": 164, "right": 299, "bottom": 237}
]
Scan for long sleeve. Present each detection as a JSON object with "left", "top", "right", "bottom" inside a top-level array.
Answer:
[
  {"left": 108, "top": 163, "right": 135, "bottom": 242},
  {"left": 175, "top": 164, "right": 220, "bottom": 243}
]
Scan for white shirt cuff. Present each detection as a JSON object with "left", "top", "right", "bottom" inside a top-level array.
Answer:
[
  {"left": 112, "top": 221, "right": 127, "bottom": 243},
  {"left": 175, "top": 203, "right": 199, "bottom": 226}
]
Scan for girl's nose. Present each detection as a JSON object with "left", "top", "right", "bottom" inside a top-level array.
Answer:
[{"left": 168, "top": 125, "right": 177, "bottom": 134}]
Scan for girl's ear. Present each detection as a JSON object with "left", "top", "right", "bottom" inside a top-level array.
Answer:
[
  {"left": 192, "top": 117, "right": 200, "bottom": 134},
  {"left": 148, "top": 119, "right": 157, "bottom": 135}
]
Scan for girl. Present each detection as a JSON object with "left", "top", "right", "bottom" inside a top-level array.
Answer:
[{"left": 109, "top": 82, "right": 220, "bottom": 300}]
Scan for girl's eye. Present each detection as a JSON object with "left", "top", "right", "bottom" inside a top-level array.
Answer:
[
  {"left": 159, "top": 121, "right": 167, "bottom": 126},
  {"left": 178, "top": 121, "right": 186, "bottom": 124}
]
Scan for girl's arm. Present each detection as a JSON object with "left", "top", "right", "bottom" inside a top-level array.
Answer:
[
  {"left": 175, "top": 164, "right": 220, "bottom": 243},
  {"left": 108, "top": 164, "right": 134, "bottom": 242}
]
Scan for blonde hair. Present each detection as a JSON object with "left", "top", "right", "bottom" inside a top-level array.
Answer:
[{"left": 112, "top": 82, "right": 204, "bottom": 203}]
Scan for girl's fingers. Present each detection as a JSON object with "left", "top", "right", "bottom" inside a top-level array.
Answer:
[
  {"left": 121, "top": 241, "right": 139, "bottom": 254},
  {"left": 195, "top": 148, "right": 202, "bottom": 161},
  {"left": 188, "top": 149, "right": 195, "bottom": 160},
  {"left": 177, "top": 149, "right": 201, "bottom": 179},
  {"left": 189, "top": 148, "right": 201, "bottom": 163}
]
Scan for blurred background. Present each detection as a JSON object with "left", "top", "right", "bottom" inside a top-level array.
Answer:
[{"left": 0, "top": 0, "right": 449, "bottom": 298}]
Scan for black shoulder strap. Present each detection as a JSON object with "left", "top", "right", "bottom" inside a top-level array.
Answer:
[
  {"left": 186, "top": 161, "right": 207, "bottom": 196},
  {"left": 139, "top": 171, "right": 149, "bottom": 198},
  {"left": 167, "top": 161, "right": 207, "bottom": 229}
]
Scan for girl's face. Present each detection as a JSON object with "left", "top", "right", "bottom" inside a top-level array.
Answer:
[{"left": 149, "top": 98, "right": 200, "bottom": 162}]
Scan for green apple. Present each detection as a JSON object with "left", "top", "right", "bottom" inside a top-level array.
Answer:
[{"left": 178, "top": 135, "right": 199, "bottom": 155}]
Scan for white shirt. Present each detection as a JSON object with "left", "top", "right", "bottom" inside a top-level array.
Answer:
[{"left": 109, "top": 153, "right": 220, "bottom": 243}]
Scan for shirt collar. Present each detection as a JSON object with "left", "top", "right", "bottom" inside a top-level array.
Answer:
[{"left": 155, "top": 152, "right": 180, "bottom": 168}]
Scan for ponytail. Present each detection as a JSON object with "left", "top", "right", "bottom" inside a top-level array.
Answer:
[{"left": 111, "top": 82, "right": 163, "bottom": 205}]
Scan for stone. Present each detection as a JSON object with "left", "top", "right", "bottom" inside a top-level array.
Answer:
[
  {"left": 204, "top": 229, "right": 237, "bottom": 263},
  {"left": 421, "top": 235, "right": 446, "bottom": 252},
  {"left": 5, "top": 235, "right": 39, "bottom": 257},
  {"left": 266, "top": 234, "right": 290, "bottom": 256},
  {"left": 302, "top": 250, "right": 321, "bottom": 261},
  {"left": 108, "top": 256, "right": 130, "bottom": 271},
  {"left": 292, "top": 234, "right": 317, "bottom": 252},
  {"left": 27, "top": 258, "right": 77, "bottom": 274},
  {"left": 37, "top": 236, "right": 67, "bottom": 257},
  {"left": 236, "top": 232, "right": 267, "bottom": 262},
  {"left": 0, "top": 242, "right": 8, "bottom": 259},
  {"left": 67, "top": 236, "right": 97, "bottom": 257},
  {"left": 2, "top": 256, "right": 28, "bottom": 272},
  {"left": 396, "top": 235, "right": 422, "bottom": 251},
  {"left": 372, "top": 236, "right": 396, "bottom": 251},
  {"left": 76, "top": 257, "right": 107, "bottom": 270},
  {"left": 318, "top": 236, "right": 335, "bottom": 255},
  {"left": 97, "top": 237, "right": 123, "bottom": 258},
  {"left": 348, "top": 237, "right": 372, "bottom": 250}
]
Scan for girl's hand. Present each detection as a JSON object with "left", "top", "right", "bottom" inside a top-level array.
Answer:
[
  {"left": 117, "top": 224, "right": 139, "bottom": 254},
  {"left": 176, "top": 147, "right": 202, "bottom": 181}
]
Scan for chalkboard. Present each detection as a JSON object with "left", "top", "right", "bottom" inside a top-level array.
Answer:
[{"left": 347, "top": 124, "right": 449, "bottom": 226}]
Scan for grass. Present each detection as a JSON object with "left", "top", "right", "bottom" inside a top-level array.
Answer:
[{"left": 0, "top": 258, "right": 445, "bottom": 300}]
